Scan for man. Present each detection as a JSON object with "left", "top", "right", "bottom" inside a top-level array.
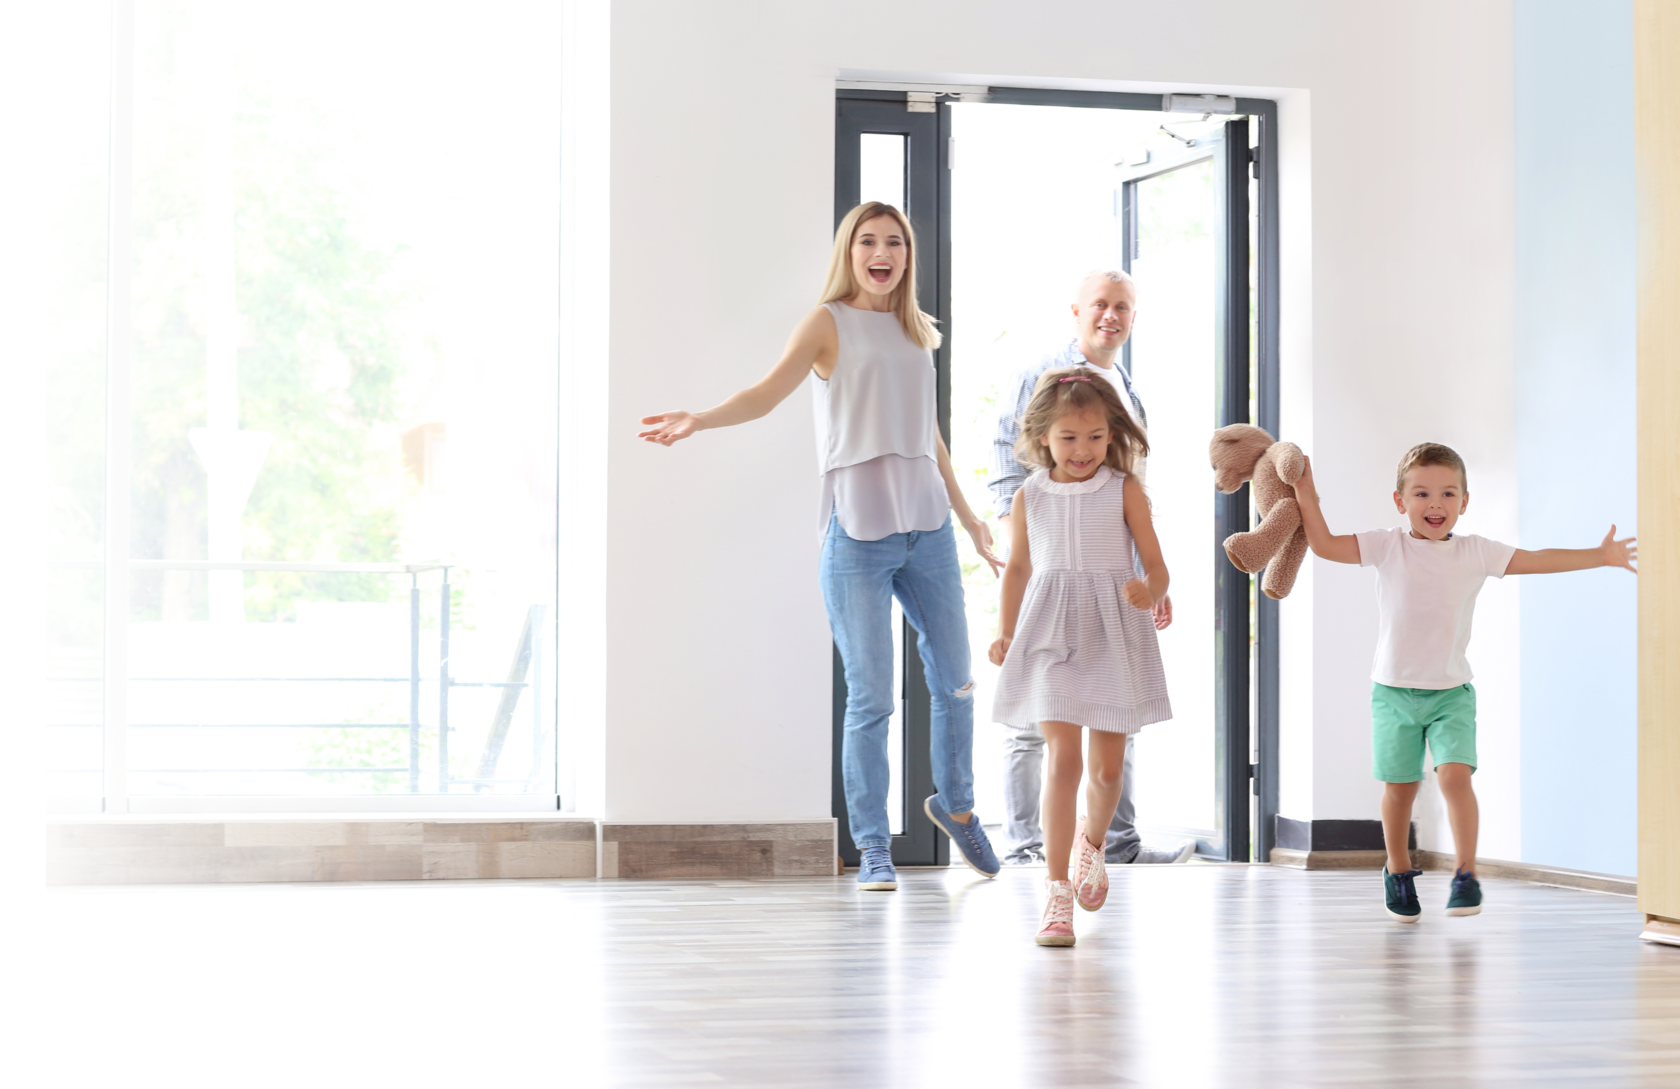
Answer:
[{"left": 989, "top": 268, "right": 1196, "bottom": 867}]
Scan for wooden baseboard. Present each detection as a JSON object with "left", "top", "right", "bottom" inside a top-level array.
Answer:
[
  {"left": 598, "top": 821, "right": 838, "bottom": 879},
  {"left": 1413, "top": 851, "right": 1636, "bottom": 896},
  {"left": 47, "top": 816, "right": 599, "bottom": 885},
  {"left": 1269, "top": 848, "right": 1410, "bottom": 870},
  {"left": 1269, "top": 846, "right": 1636, "bottom": 896}
]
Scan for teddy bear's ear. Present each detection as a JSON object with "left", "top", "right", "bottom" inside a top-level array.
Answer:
[{"left": 1209, "top": 425, "right": 1268, "bottom": 492}]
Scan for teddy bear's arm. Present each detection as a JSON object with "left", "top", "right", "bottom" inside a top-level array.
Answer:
[{"left": 1272, "top": 442, "right": 1306, "bottom": 486}]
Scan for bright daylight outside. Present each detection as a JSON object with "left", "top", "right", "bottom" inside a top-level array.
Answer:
[
  {"left": 45, "top": 1, "right": 562, "bottom": 806},
  {"left": 941, "top": 102, "right": 1246, "bottom": 841}
]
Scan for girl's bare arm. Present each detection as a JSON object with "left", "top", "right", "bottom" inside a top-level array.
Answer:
[
  {"left": 1122, "top": 475, "right": 1170, "bottom": 608},
  {"left": 989, "top": 489, "right": 1032, "bottom": 665}
]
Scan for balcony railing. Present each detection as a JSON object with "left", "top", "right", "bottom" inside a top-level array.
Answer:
[{"left": 46, "top": 560, "right": 547, "bottom": 794}]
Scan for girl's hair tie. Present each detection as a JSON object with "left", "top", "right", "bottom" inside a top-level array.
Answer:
[{"left": 1058, "top": 375, "right": 1093, "bottom": 383}]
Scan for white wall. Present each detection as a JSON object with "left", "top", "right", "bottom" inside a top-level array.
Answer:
[{"left": 597, "top": 0, "right": 1519, "bottom": 844}]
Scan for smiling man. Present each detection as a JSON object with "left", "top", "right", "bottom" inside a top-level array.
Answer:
[{"left": 988, "top": 269, "right": 1196, "bottom": 868}]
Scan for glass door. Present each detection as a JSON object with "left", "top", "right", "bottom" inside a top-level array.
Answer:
[
  {"left": 834, "top": 88, "right": 1275, "bottom": 866},
  {"left": 1119, "top": 119, "right": 1254, "bottom": 859},
  {"left": 832, "top": 92, "right": 948, "bottom": 867}
]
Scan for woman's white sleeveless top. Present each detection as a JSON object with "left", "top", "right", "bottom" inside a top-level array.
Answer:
[{"left": 812, "top": 301, "right": 947, "bottom": 541}]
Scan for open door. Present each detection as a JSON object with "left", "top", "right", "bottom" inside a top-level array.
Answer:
[{"left": 833, "top": 86, "right": 1278, "bottom": 866}]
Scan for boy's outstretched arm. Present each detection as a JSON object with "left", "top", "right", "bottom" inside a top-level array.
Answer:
[
  {"left": 1291, "top": 456, "right": 1361, "bottom": 565},
  {"left": 1506, "top": 525, "right": 1637, "bottom": 575}
]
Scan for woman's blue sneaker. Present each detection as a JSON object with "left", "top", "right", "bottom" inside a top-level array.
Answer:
[
  {"left": 923, "top": 795, "right": 1001, "bottom": 878},
  {"left": 857, "top": 845, "right": 897, "bottom": 891},
  {"left": 1446, "top": 868, "right": 1482, "bottom": 916},
  {"left": 1384, "top": 865, "right": 1423, "bottom": 923}
]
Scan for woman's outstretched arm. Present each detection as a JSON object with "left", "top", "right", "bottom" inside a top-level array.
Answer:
[{"left": 638, "top": 306, "right": 837, "bottom": 445}]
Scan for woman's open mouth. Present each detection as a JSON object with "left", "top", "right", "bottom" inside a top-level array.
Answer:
[{"left": 868, "top": 264, "right": 893, "bottom": 283}]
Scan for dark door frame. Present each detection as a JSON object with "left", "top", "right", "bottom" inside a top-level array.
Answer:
[
  {"left": 832, "top": 85, "right": 1281, "bottom": 866},
  {"left": 831, "top": 93, "right": 950, "bottom": 868}
]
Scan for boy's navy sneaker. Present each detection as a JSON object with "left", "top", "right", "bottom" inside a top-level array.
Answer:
[
  {"left": 1446, "top": 868, "right": 1482, "bottom": 916},
  {"left": 1384, "top": 865, "right": 1423, "bottom": 923},
  {"left": 857, "top": 845, "right": 897, "bottom": 891},
  {"left": 923, "top": 795, "right": 1001, "bottom": 878}
]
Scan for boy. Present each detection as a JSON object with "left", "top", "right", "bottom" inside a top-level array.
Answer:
[{"left": 1292, "top": 442, "right": 1636, "bottom": 921}]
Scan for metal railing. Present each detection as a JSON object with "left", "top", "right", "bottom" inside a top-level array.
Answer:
[{"left": 45, "top": 559, "right": 547, "bottom": 793}]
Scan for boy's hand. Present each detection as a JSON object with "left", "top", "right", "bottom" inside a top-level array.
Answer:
[
  {"left": 1122, "top": 578, "right": 1154, "bottom": 611},
  {"left": 1292, "top": 455, "right": 1315, "bottom": 496},
  {"left": 1601, "top": 525, "right": 1638, "bottom": 572},
  {"left": 988, "top": 636, "right": 1011, "bottom": 667}
]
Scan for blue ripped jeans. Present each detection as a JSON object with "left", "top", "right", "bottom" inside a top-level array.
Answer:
[{"left": 820, "top": 512, "right": 976, "bottom": 851}]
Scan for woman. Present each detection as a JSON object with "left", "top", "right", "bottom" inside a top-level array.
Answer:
[{"left": 638, "top": 202, "right": 1001, "bottom": 891}]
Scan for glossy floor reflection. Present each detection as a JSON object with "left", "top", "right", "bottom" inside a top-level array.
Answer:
[{"left": 40, "top": 865, "right": 1680, "bottom": 1087}]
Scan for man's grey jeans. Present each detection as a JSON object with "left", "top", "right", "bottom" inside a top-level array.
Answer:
[{"left": 1002, "top": 725, "right": 1140, "bottom": 864}]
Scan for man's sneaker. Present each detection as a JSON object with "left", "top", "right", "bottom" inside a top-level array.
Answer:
[
  {"left": 923, "top": 795, "right": 1001, "bottom": 878},
  {"left": 1446, "top": 868, "right": 1483, "bottom": 916},
  {"left": 1384, "top": 865, "right": 1423, "bottom": 923},
  {"left": 857, "top": 845, "right": 897, "bottom": 891},
  {"left": 1071, "top": 816, "right": 1109, "bottom": 912},
  {"left": 1130, "top": 840, "right": 1197, "bottom": 865},
  {"left": 1036, "top": 879, "right": 1077, "bottom": 946}
]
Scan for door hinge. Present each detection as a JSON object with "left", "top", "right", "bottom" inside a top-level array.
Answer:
[
  {"left": 907, "top": 92, "right": 937, "bottom": 113},
  {"left": 1249, "top": 762, "right": 1259, "bottom": 796}
]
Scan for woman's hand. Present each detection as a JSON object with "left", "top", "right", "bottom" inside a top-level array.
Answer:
[
  {"left": 1122, "top": 578, "right": 1154, "bottom": 611},
  {"left": 638, "top": 411, "right": 702, "bottom": 446},
  {"left": 1152, "top": 594, "right": 1173, "bottom": 630},
  {"left": 965, "top": 518, "right": 1003, "bottom": 577},
  {"left": 988, "top": 635, "right": 1011, "bottom": 667}
]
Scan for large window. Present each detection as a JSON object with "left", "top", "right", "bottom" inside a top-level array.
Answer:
[{"left": 46, "top": 1, "right": 563, "bottom": 810}]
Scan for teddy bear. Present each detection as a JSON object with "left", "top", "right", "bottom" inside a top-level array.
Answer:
[{"left": 1208, "top": 423, "right": 1309, "bottom": 600}]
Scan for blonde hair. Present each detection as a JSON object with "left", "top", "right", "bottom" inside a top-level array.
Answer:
[
  {"left": 1396, "top": 442, "right": 1467, "bottom": 492},
  {"left": 819, "top": 202, "right": 941, "bottom": 350},
  {"left": 1015, "top": 367, "right": 1149, "bottom": 475}
]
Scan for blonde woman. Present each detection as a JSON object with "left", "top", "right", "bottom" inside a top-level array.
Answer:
[{"left": 639, "top": 202, "right": 1002, "bottom": 891}]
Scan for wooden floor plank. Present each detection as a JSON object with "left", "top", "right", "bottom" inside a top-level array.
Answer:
[{"left": 39, "top": 864, "right": 1680, "bottom": 1087}]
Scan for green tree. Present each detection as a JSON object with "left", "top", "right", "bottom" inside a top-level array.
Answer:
[{"left": 129, "top": 12, "right": 409, "bottom": 622}]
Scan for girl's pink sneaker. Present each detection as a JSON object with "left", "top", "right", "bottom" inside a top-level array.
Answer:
[
  {"left": 1071, "top": 816, "right": 1109, "bottom": 912},
  {"left": 1037, "top": 879, "right": 1077, "bottom": 946}
]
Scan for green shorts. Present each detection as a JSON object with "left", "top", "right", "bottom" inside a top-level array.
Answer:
[{"left": 1371, "top": 682, "right": 1478, "bottom": 783}]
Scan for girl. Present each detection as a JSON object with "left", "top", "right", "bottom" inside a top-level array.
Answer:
[
  {"left": 989, "top": 367, "right": 1172, "bottom": 946},
  {"left": 638, "top": 202, "right": 1004, "bottom": 892}
]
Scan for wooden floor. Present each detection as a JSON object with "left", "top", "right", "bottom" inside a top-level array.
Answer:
[{"left": 38, "top": 864, "right": 1680, "bottom": 1087}]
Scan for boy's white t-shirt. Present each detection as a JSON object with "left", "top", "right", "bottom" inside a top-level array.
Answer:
[{"left": 1354, "top": 527, "right": 1516, "bottom": 690}]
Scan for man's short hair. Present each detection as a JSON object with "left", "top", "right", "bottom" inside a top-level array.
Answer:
[
  {"left": 1074, "top": 268, "right": 1135, "bottom": 301},
  {"left": 1395, "top": 442, "right": 1467, "bottom": 492}
]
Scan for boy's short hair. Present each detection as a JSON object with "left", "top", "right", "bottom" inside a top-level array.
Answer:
[{"left": 1396, "top": 442, "right": 1467, "bottom": 492}]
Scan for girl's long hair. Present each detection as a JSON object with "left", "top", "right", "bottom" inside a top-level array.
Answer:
[
  {"left": 1014, "top": 366, "right": 1149, "bottom": 476},
  {"left": 819, "top": 202, "right": 941, "bottom": 350}
]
